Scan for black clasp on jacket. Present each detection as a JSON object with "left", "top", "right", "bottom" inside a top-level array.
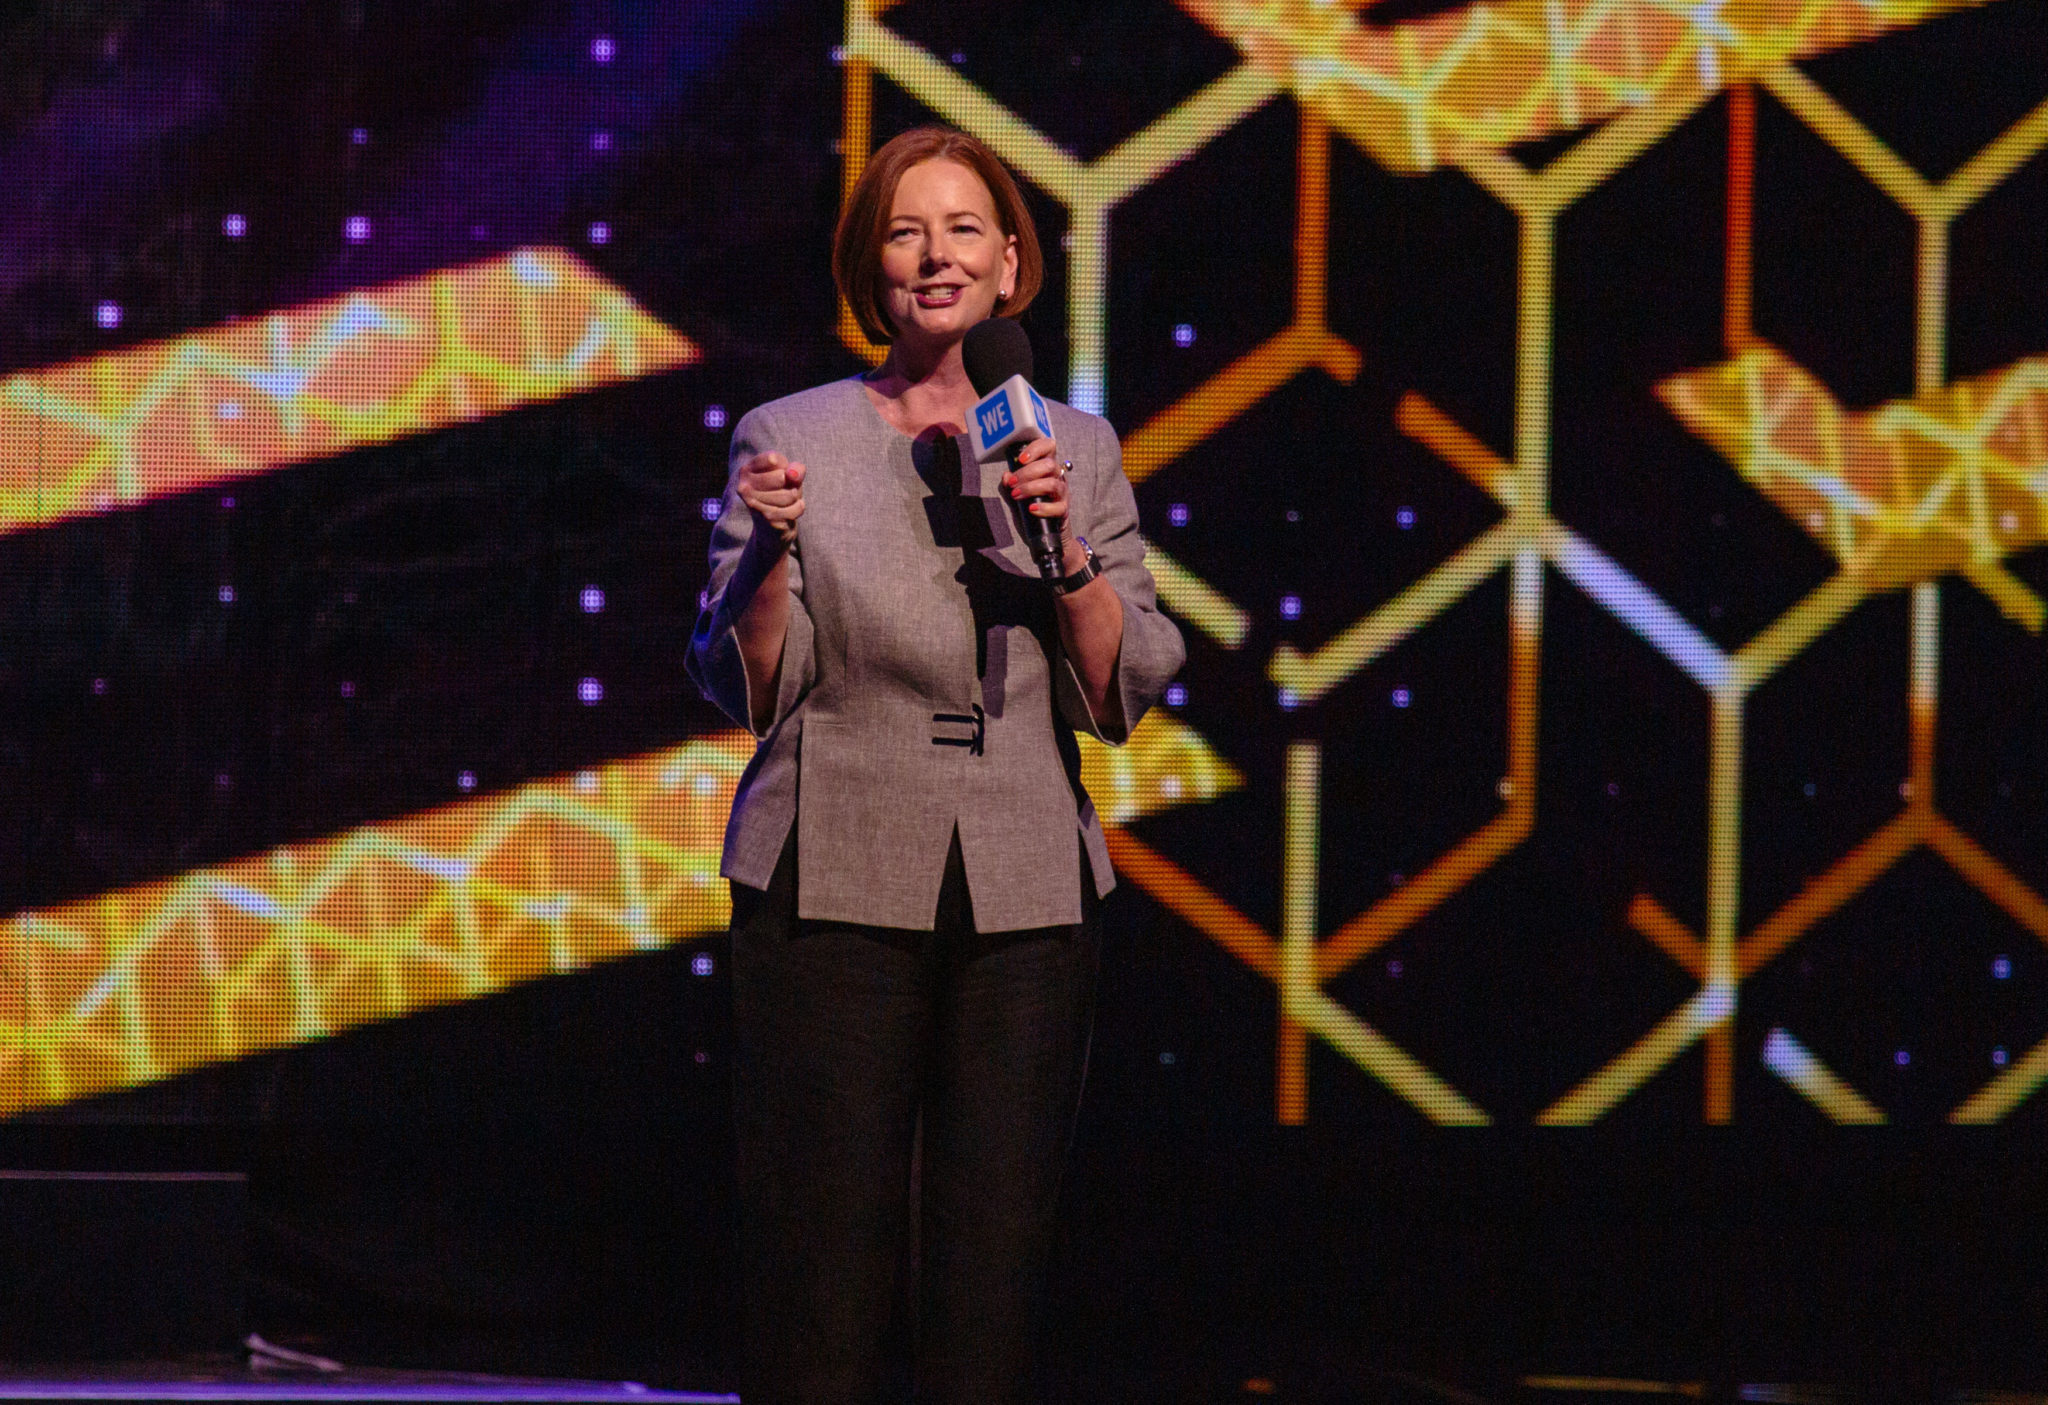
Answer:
[{"left": 930, "top": 704, "right": 985, "bottom": 756}]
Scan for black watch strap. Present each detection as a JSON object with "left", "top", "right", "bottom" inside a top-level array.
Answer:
[{"left": 1050, "top": 537, "right": 1102, "bottom": 596}]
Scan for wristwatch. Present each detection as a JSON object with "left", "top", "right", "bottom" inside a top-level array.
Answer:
[{"left": 1050, "top": 535, "right": 1102, "bottom": 596}]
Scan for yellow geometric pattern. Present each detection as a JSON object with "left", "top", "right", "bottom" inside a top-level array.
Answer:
[
  {"left": 841, "top": 0, "right": 2048, "bottom": 1124},
  {"left": 1178, "top": 0, "right": 1990, "bottom": 174},
  {"left": 0, "top": 735, "right": 751, "bottom": 1118},
  {"left": 1659, "top": 345, "right": 2048, "bottom": 628},
  {"left": 0, "top": 245, "right": 697, "bottom": 539},
  {"left": 0, "top": 714, "right": 1234, "bottom": 1117}
]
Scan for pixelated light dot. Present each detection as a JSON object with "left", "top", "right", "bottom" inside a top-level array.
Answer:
[
  {"left": 830, "top": 44, "right": 847, "bottom": 64},
  {"left": 590, "top": 34, "right": 615, "bottom": 62},
  {"left": 350, "top": 126, "right": 369, "bottom": 145},
  {"left": 1497, "top": 777, "right": 1515, "bottom": 798},
  {"left": 1173, "top": 323, "right": 1195, "bottom": 347},
  {"left": 1165, "top": 682, "right": 1188, "bottom": 708},
  {"left": 704, "top": 404, "right": 728, "bottom": 430},
  {"left": 580, "top": 585, "right": 606, "bottom": 614},
  {"left": 215, "top": 772, "right": 233, "bottom": 790},
  {"left": 1280, "top": 594, "right": 1302, "bottom": 620},
  {"left": 587, "top": 221, "right": 611, "bottom": 246},
  {"left": 1159, "top": 775, "right": 1183, "bottom": 800},
  {"left": 1159, "top": 1051, "right": 1177, "bottom": 1065},
  {"left": 339, "top": 681, "right": 355, "bottom": 698},
  {"left": 218, "top": 585, "right": 236, "bottom": 605},
  {"left": 1994, "top": 1047, "right": 2010, "bottom": 1066},
  {"left": 700, "top": 497, "right": 722, "bottom": 522},
  {"left": 1167, "top": 503, "right": 1190, "bottom": 528},
  {"left": 1391, "top": 687, "right": 1411, "bottom": 708},
  {"left": 591, "top": 130, "right": 613, "bottom": 152},
  {"left": 691, "top": 952, "right": 715, "bottom": 977},
  {"left": 95, "top": 301, "right": 122, "bottom": 329},
  {"left": 1898, "top": 779, "right": 1913, "bottom": 799},
  {"left": 1803, "top": 781, "right": 1817, "bottom": 798},
  {"left": 470, "top": 224, "right": 490, "bottom": 241},
  {"left": 578, "top": 676, "right": 604, "bottom": 704},
  {"left": 220, "top": 495, "right": 235, "bottom": 510},
  {"left": 345, "top": 215, "right": 372, "bottom": 243},
  {"left": 1894, "top": 1049, "right": 1911, "bottom": 1067},
  {"left": 1277, "top": 687, "right": 1301, "bottom": 711},
  {"left": 1994, "top": 956, "right": 2013, "bottom": 980},
  {"left": 574, "top": 769, "right": 599, "bottom": 793},
  {"left": 1285, "top": 509, "right": 1301, "bottom": 523},
  {"left": 92, "top": 678, "right": 107, "bottom": 695},
  {"left": 222, "top": 213, "right": 247, "bottom": 238},
  {"left": 949, "top": 49, "right": 966, "bottom": 63},
  {"left": 2001, "top": 510, "right": 2020, "bottom": 533},
  {"left": 217, "top": 400, "right": 243, "bottom": 421},
  {"left": 457, "top": 770, "right": 477, "bottom": 792},
  {"left": 695, "top": 1050, "right": 710, "bottom": 1064},
  {"left": 1806, "top": 510, "right": 1825, "bottom": 532},
  {"left": 1396, "top": 506, "right": 1417, "bottom": 529},
  {"left": 693, "top": 771, "right": 718, "bottom": 796},
  {"left": 1387, "top": 959, "right": 1403, "bottom": 977},
  {"left": 1605, "top": 781, "right": 1620, "bottom": 796}
]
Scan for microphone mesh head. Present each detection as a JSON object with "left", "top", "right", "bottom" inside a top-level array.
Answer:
[{"left": 962, "top": 317, "right": 1034, "bottom": 396}]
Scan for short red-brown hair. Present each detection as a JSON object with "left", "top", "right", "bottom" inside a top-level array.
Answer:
[{"left": 833, "top": 126, "right": 1044, "bottom": 347}]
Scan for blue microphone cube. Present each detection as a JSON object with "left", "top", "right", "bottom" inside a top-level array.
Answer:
[{"left": 971, "top": 375, "right": 1051, "bottom": 463}]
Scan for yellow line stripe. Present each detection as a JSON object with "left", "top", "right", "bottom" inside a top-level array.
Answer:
[
  {"left": 1145, "top": 540, "right": 1251, "bottom": 649},
  {"left": 1268, "top": 519, "right": 1523, "bottom": 704}
]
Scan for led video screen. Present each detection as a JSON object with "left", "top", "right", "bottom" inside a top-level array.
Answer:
[{"left": 3, "top": 0, "right": 2045, "bottom": 1130}]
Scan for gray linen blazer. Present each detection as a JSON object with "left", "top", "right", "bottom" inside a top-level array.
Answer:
[{"left": 687, "top": 376, "right": 1185, "bottom": 932}]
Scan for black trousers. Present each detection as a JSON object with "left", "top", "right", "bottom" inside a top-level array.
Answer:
[{"left": 729, "top": 833, "right": 1098, "bottom": 1405}]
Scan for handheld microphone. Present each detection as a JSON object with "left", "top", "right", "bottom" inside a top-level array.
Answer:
[{"left": 963, "top": 318, "right": 1064, "bottom": 583}]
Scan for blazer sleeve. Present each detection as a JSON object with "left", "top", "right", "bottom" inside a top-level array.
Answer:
[
  {"left": 685, "top": 405, "right": 817, "bottom": 737},
  {"left": 1053, "top": 412, "right": 1186, "bottom": 745}
]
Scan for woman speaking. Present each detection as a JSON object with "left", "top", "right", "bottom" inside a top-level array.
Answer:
[{"left": 688, "top": 125, "right": 1184, "bottom": 1403}]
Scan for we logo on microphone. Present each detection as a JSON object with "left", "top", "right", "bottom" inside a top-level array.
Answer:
[
  {"left": 977, "top": 392, "right": 1014, "bottom": 442},
  {"left": 970, "top": 376, "right": 1052, "bottom": 463}
]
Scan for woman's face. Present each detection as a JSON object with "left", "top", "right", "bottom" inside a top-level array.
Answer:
[{"left": 879, "top": 157, "right": 1019, "bottom": 354}]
